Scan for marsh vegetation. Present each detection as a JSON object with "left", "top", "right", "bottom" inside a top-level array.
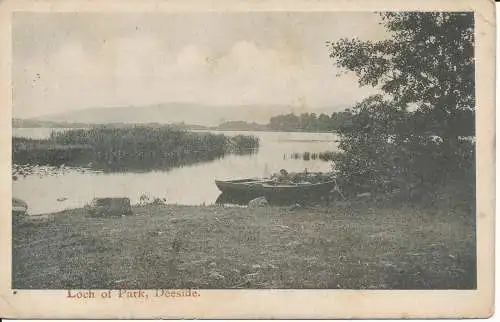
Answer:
[{"left": 13, "top": 126, "right": 259, "bottom": 172}]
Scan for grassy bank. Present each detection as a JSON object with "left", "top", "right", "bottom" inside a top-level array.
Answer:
[
  {"left": 12, "top": 202, "right": 475, "bottom": 289},
  {"left": 13, "top": 126, "right": 259, "bottom": 171}
]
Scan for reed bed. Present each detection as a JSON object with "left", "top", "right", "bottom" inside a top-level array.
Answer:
[
  {"left": 225, "top": 135, "right": 260, "bottom": 154},
  {"left": 287, "top": 151, "right": 338, "bottom": 162},
  {"left": 13, "top": 126, "right": 260, "bottom": 172}
]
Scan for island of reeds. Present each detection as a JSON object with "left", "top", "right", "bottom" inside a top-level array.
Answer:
[{"left": 12, "top": 126, "right": 259, "bottom": 172}]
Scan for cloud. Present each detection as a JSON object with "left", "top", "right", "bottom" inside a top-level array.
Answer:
[
  {"left": 12, "top": 11, "right": 390, "bottom": 118},
  {"left": 15, "top": 37, "right": 379, "bottom": 118}
]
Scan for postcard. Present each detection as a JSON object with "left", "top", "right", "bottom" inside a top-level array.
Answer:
[{"left": 0, "top": 0, "right": 495, "bottom": 319}]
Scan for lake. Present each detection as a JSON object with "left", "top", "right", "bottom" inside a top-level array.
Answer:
[{"left": 12, "top": 128, "right": 339, "bottom": 215}]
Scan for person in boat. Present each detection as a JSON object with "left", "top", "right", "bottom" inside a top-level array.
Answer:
[{"left": 271, "top": 169, "right": 293, "bottom": 184}]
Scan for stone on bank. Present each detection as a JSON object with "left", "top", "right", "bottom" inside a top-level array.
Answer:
[{"left": 85, "top": 197, "right": 133, "bottom": 217}]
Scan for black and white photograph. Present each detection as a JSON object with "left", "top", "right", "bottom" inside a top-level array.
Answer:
[{"left": 2, "top": 0, "right": 495, "bottom": 319}]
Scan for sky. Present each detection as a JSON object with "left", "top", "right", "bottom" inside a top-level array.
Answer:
[{"left": 12, "top": 12, "right": 389, "bottom": 119}]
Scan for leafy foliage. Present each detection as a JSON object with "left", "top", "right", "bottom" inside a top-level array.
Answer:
[
  {"left": 327, "top": 12, "right": 475, "bottom": 204},
  {"left": 328, "top": 13, "right": 474, "bottom": 115}
]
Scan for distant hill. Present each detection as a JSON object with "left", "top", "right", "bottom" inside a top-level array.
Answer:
[
  {"left": 12, "top": 118, "right": 89, "bottom": 128},
  {"left": 12, "top": 118, "right": 211, "bottom": 131},
  {"left": 26, "top": 103, "right": 348, "bottom": 127}
]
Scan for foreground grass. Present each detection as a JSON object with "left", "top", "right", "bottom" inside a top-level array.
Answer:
[{"left": 12, "top": 203, "right": 475, "bottom": 289}]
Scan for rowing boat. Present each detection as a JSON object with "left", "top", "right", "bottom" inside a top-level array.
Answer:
[{"left": 214, "top": 178, "right": 272, "bottom": 196}]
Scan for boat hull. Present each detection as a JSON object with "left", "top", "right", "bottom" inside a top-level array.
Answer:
[
  {"left": 259, "top": 180, "right": 336, "bottom": 202},
  {"left": 215, "top": 178, "right": 337, "bottom": 204},
  {"left": 215, "top": 179, "right": 270, "bottom": 198}
]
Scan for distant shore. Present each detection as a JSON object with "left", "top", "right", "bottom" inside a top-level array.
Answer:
[
  {"left": 12, "top": 125, "right": 336, "bottom": 134},
  {"left": 12, "top": 114, "right": 347, "bottom": 134},
  {"left": 13, "top": 202, "right": 475, "bottom": 289}
]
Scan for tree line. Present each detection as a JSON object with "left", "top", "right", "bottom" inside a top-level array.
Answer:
[{"left": 267, "top": 111, "right": 353, "bottom": 132}]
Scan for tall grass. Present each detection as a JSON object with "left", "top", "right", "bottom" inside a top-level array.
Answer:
[
  {"left": 287, "top": 151, "right": 338, "bottom": 162},
  {"left": 12, "top": 137, "right": 94, "bottom": 167},
  {"left": 13, "top": 126, "right": 260, "bottom": 172},
  {"left": 225, "top": 135, "right": 260, "bottom": 154}
]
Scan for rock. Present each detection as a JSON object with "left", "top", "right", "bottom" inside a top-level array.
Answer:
[
  {"left": 12, "top": 198, "right": 28, "bottom": 217},
  {"left": 245, "top": 272, "right": 259, "bottom": 279},
  {"left": 209, "top": 262, "right": 217, "bottom": 268},
  {"left": 56, "top": 197, "right": 68, "bottom": 202},
  {"left": 209, "top": 271, "right": 225, "bottom": 280},
  {"left": 248, "top": 196, "right": 268, "bottom": 208},
  {"left": 86, "top": 197, "right": 132, "bottom": 217},
  {"left": 251, "top": 264, "right": 261, "bottom": 270},
  {"left": 27, "top": 215, "right": 49, "bottom": 222}
]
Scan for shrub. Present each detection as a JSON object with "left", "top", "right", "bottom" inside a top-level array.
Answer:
[{"left": 332, "top": 96, "right": 475, "bottom": 205}]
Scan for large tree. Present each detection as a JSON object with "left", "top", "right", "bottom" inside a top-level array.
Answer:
[
  {"left": 328, "top": 12, "right": 475, "bottom": 141},
  {"left": 327, "top": 12, "right": 475, "bottom": 198}
]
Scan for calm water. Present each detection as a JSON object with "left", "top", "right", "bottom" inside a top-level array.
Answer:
[{"left": 13, "top": 128, "right": 339, "bottom": 215}]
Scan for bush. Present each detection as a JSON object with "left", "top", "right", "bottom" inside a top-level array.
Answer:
[{"left": 332, "top": 96, "right": 475, "bottom": 205}]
